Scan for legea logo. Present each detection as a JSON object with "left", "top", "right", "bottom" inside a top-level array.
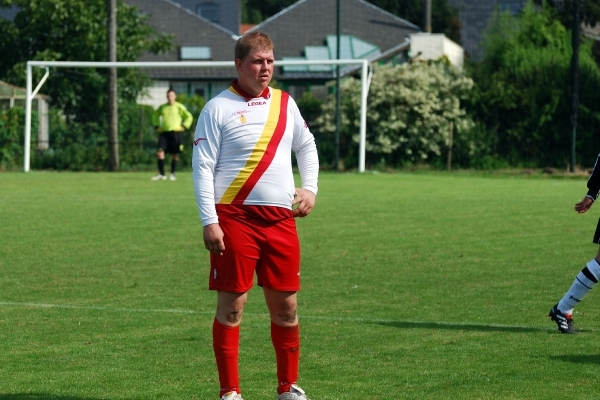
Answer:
[
  {"left": 248, "top": 101, "right": 267, "bottom": 106},
  {"left": 194, "top": 137, "right": 207, "bottom": 146}
]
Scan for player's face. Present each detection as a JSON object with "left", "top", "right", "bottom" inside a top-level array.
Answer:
[
  {"left": 236, "top": 48, "right": 274, "bottom": 97},
  {"left": 167, "top": 91, "right": 176, "bottom": 105}
]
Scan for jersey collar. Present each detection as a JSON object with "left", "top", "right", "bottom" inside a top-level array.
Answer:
[{"left": 231, "top": 80, "right": 271, "bottom": 101}]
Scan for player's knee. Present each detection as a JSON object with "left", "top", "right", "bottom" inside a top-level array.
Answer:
[
  {"left": 224, "top": 309, "right": 243, "bottom": 324},
  {"left": 216, "top": 306, "right": 244, "bottom": 325},
  {"left": 275, "top": 305, "right": 297, "bottom": 324}
]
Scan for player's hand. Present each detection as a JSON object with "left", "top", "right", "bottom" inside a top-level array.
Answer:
[
  {"left": 575, "top": 197, "right": 594, "bottom": 214},
  {"left": 292, "top": 188, "right": 316, "bottom": 218},
  {"left": 203, "top": 223, "right": 225, "bottom": 255}
]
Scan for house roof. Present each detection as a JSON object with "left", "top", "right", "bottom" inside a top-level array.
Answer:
[
  {"left": 124, "top": 0, "right": 239, "bottom": 80},
  {"left": 250, "top": 0, "right": 420, "bottom": 59},
  {"left": 126, "top": 0, "right": 420, "bottom": 82},
  {"left": 167, "top": 0, "right": 241, "bottom": 35},
  {"left": 247, "top": 0, "right": 420, "bottom": 81},
  {"left": 0, "top": 80, "right": 49, "bottom": 99}
]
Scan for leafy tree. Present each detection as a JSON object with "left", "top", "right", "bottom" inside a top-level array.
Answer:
[
  {"left": 0, "top": 107, "right": 37, "bottom": 170},
  {"left": 315, "top": 62, "right": 474, "bottom": 170},
  {"left": 535, "top": 0, "right": 600, "bottom": 70},
  {"left": 534, "top": 0, "right": 600, "bottom": 28},
  {"left": 0, "top": 0, "right": 172, "bottom": 125},
  {"left": 468, "top": 1, "right": 600, "bottom": 167},
  {"left": 0, "top": 0, "right": 172, "bottom": 170}
]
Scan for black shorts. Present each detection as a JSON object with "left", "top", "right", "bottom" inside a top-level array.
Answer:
[
  {"left": 593, "top": 217, "right": 600, "bottom": 244},
  {"left": 157, "top": 131, "right": 182, "bottom": 154}
]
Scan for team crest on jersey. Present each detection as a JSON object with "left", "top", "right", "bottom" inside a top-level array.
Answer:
[{"left": 240, "top": 114, "right": 247, "bottom": 124}]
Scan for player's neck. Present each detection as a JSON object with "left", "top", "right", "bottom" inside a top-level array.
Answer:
[{"left": 236, "top": 79, "right": 268, "bottom": 99}]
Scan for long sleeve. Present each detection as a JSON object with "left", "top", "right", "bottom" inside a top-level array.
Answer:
[
  {"left": 192, "top": 108, "right": 222, "bottom": 226},
  {"left": 290, "top": 99, "right": 319, "bottom": 195},
  {"left": 587, "top": 153, "right": 600, "bottom": 200},
  {"left": 180, "top": 104, "right": 194, "bottom": 129}
]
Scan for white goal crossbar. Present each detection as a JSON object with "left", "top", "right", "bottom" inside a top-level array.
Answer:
[{"left": 24, "top": 59, "right": 371, "bottom": 172}]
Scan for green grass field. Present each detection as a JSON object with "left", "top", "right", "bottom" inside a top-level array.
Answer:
[{"left": 2, "top": 170, "right": 600, "bottom": 399}]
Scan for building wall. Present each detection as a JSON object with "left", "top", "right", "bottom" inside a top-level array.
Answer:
[
  {"left": 410, "top": 33, "right": 464, "bottom": 69},
  {"left": 137, "top": 80, "right": 233, "bottom": 110},
  {"left": 138, "top": 81, "right": 171, "bottom": 110}
]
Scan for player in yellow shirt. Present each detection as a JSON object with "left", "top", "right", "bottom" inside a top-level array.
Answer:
[{"left": 151, "top": 89, "right": 193, "bottom": 181}]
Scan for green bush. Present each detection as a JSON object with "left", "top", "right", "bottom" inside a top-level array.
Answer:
[
  {"left": 32, "top": 102, "right": 169, "bottom": 171},
  {"left": 0, "top": 107, "right": 38, "bottom": 171},
  {"left": 315, "top": 62, "right": 475, "bottom": 170},
  {"left": 468, "top": 1, "right": 600, "bottom": 168},
  {"left": 0, "top": 99, "right": 203, "bottom": 172}
]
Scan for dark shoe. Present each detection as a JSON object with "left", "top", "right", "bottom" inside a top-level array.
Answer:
[{"left": 549, "top": 304, "right": 577, "bottom": 334}]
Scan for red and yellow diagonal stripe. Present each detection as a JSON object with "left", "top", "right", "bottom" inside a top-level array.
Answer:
[{"left": 220, "top": 89, "right": 289, "bottom": 205}]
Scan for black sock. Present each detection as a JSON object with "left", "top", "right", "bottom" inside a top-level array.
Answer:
[
  {"left": 171, "top": 159, "right": 178, "bottom": 174},
  {"left": 158, "top": 159, "right": 165, "bottom": 175}
]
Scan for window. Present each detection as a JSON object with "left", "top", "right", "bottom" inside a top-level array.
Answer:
[
  {"left": 180, "top": 46, "right": 212, "bottom": 60},
  {"left": 196, "top": 2, "right": 219, "bottom": 23}
]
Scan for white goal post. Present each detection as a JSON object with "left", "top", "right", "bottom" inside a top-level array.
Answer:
[{"left": 24, "top": 59, "right": 372, "bottom": 173}]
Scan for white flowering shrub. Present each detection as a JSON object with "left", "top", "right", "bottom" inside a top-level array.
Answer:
[{"left": 316, "top": 62, "right": 475, "bottom": 166}]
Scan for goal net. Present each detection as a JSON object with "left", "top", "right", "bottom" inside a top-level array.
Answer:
[{"left": 24, "top": 59, "right": 371, "bottom": 173}]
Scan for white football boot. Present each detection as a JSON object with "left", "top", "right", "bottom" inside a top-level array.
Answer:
[
  {"left": 276, "top": 384, "right": 310, "bottom": 399},
  {"left": 220, "top": 391, "right": 243, "bottom": 400}
]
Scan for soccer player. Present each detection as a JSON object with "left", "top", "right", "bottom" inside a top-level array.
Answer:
[
  {"left": 549, "top": 153, "right": 600, "bottom": 334},
  {"left": 192, "top": 31, "right": 318, "bottom": 400},
  {"left": 151, "top": 89, "right": 193, "bottom": 181}
]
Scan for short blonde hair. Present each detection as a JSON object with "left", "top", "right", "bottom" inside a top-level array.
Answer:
[{"left": 235, "top": 31, "right": 274, "bottom": 61}]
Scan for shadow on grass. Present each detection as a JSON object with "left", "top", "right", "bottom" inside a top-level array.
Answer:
[
  {"left": 374, "top": 320, "right": 543, "bottom": 333},
  {"left": 0, "top": 395, "right": 101, "bottom": 400},
  {"left": 550, "top": 354, "right": 600, "bottom": 364}
]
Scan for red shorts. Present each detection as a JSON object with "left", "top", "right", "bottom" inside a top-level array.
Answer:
[{"left": 209, "top": 205, "right": 301, "bottom": 293}]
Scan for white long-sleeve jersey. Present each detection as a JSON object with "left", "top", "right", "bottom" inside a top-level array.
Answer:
[{"left": 192, "top": 83, "right": 319, "bottom": 226}]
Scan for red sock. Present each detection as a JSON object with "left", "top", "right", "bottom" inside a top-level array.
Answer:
[
  {"left": 271, "top": 322, "right": 300, "bottom": 395},
  {"left": 213, "top": 318, "right": 241, "bottom": 397}
]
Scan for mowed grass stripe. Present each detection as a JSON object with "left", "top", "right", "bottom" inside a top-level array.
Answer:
[{"left": 0, "top": 300, "right": 548, "bottom": 331}]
